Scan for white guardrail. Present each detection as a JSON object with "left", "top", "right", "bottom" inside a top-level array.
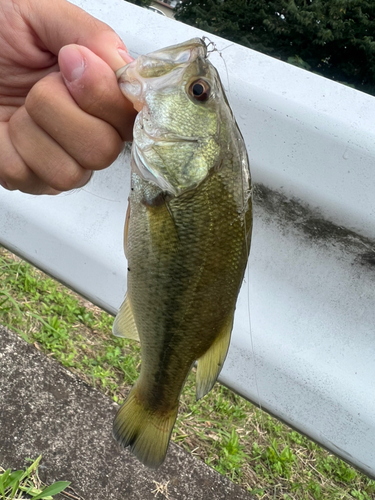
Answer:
[{"left": 1, "top": 0, "right": 375, "bottom": 477}]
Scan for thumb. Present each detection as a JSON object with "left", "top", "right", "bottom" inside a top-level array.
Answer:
[
  {"left": 25, "top": 0, "right": 132, "bottom": 71},
  {"left": 58, "top": 44, "right": 136, "bottom": 141}
]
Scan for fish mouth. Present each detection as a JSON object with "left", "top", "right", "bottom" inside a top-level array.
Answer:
[
  {"left": 117, "top": 38, "right": 208, "bottom": 111},
  {"left": 116, "top": 38, "right": 207, "bottom": 81}
]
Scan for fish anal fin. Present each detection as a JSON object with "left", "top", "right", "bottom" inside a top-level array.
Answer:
[
  {"left": 113, "top": 386, "right": 178, "bottom": 469},
  {"left": 196, "top": 313, "right": 234, "bottom": 401},
  {"left": 112, "top": 294, "right": 140, "bottom": 341}
]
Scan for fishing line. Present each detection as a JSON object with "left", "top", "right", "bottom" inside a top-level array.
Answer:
[
  {"left": 216, "top": 41, "right": 264, "bottom": 426},
  {"left": 242, "top": 176, "right": 264, "bottom": 428},
  {"left": 206, "top": 37, "right": 264, "bottom": 428},
  {"left": 204, "top": 37, "right": 231, "bottom": 95},
  {"left": 217, "top": 43, "right": 235, "bottom": 52},
  {"left": 209, "top": 39, "right": 263, "bottom": 420},
  {"left": 80, "top": 188, "right": 119, "bottom": 203},
  {"left": 203, "top": 36, "right": 264, "bottom": 434},
  {"left": 246, "top": 250, "right": 263, "bottom": 416},
  {"left": 219, "top": 53, "right": 231, "bottom": 95}
]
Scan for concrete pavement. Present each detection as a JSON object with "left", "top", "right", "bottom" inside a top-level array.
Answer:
[{"left": 0, "top": 326, "right": 254, "bottom": 500}]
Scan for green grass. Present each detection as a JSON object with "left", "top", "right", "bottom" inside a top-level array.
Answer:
[
  {"left": 0, "top": 246, "right": 374, "bottom": 500},
  {"left": 0, "top": 456, "right": 70, "bottom": 500}
]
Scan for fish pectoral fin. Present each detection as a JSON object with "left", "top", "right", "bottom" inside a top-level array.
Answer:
[
  {"left": 195, "top": 313, "right": 234, "bottom": 401},
  {"left": 112, "top": 294, "right": 140, "bottom": 341},
  {"left": 113, "top": 385, "right": 178, "bottom": 469}
]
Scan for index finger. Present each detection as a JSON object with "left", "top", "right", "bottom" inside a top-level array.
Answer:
[{"left": 24, "top": 0, "right": 131, "bottom": 71}]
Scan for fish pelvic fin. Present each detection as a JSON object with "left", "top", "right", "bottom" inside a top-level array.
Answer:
[
  {"left": 112, "top": 294, "right": 140, "bottom": 341},
  {"left": 196, "top": 312, "right": 234, "bottom": 401},
  {"left": 113, "top": 386, "right": 178, "bottom": 469}
]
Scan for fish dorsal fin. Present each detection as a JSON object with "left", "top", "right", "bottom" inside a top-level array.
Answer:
[
  {"left": 112, "top": 294, "right": 140, "bottom": 341},
  {"left": 196, "top": 312, "right": 234, "bottom": 400}
]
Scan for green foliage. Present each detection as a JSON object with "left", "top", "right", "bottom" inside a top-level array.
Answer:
[
  {"left": 0, "top": 456, "right": 70, "bottom": 500},
  {"left": 351, "top": 490, "right": 373, "bottom": 500},
  {"left": 175, "top": 0, "right": 375, "bottom": 95},
  {"left": 125, "top": 0, "right": 152, "bottom": 8},
  {"left": 0, "top": 250, "right": 140, "bottom": 401},
  {"left": 212, "top": 429, "right": 248, "bottom": 479},
  {"left": 317, "top": 455, "right": 358, "bottom": 484},
  {"left": 264, "top": 439, "right": 296, "bottom": 479}
]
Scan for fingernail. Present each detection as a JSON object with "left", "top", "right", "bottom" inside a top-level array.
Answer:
[
  {"left": 0, "top": 177, "right": 8, "bottom": 189},
  {"left": 76, "top": 170, "right": 94, "bottom": 189},
  {"left": 59, "top": 45, "right": 86, "bottom": 82},
  {"left": 118, "top": 48, "right": 134, "bottom": 64}
]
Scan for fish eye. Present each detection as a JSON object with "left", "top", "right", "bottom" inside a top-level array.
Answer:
[{"left": 188, "top": 79, "right": 210, "bottom": 102}]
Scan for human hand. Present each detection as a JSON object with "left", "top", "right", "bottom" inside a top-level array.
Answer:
[{"left": 0, "top": 0, "right": 136, "bottom": 195}]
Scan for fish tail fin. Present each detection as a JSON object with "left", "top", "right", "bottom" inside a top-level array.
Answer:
[{"left": 113, "top": 386, "right": 178, "bottom": 469}]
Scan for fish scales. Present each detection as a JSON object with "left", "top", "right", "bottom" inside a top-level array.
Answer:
[
  {"left": 129, "top": 164, "right": 251, "bottom": 404},
  {"left": 112, "top": 38, "right": 252, "bottom": 468}
]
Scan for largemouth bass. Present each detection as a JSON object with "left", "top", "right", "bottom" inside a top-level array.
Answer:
[{"left": 113, "top": 38, "right": 252, "bottom": 468}]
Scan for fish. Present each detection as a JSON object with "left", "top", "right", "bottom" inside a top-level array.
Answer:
[{"left": 112, "top": 38, "right": 252, "bottom": 468}]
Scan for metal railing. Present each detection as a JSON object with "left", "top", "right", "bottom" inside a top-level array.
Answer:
[{"left": 1, "top": 0, "right": 375, "bottom": 477}]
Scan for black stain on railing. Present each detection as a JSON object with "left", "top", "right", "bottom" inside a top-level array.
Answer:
[
  {"left": 252, "top": 183, "right": 375, "bottom": 269},
  {"left": 357, "top": 251, "right": 375, "bottom": 268}
]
